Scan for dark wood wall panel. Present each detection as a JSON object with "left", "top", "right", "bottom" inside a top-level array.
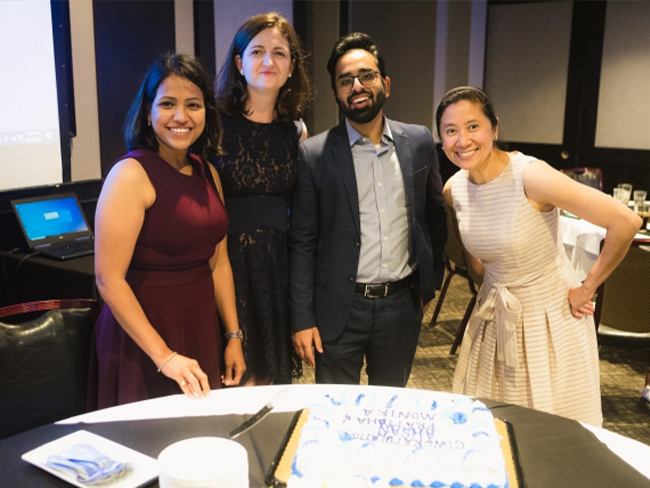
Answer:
[
  {"left": 194, "top": 0, "right": 215, "bottom": 79},
  {"left": 93, "top": 0, "right": 175, "bottom": 175}
]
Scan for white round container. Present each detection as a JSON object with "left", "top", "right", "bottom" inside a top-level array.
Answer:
[{"left": 157, "top": 437, "right": 248, "bottom": 488}]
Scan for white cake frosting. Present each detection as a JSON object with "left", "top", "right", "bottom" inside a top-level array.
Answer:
[{"left": 287, "top": 391, "right": 508, "bottom": 488}]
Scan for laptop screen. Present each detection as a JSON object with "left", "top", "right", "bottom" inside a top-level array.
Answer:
[{"left": 11, "top": 193, "right": 91, "bottom": 243}]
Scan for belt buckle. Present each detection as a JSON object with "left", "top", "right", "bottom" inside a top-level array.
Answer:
[{"left": 364, "top": 284, "right": 388, "bottom": 299}]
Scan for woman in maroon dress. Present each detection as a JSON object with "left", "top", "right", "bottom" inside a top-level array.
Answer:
[{"left": 89, "top": 53, "right": 245, "bottom": 409}]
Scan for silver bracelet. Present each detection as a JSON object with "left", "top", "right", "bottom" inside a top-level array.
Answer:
[
  {"left": 224, "top": 330, "right": 243, "bottom": 340},
  {"left": 157, "top": 351, "right": 178, "bottom": 373}
]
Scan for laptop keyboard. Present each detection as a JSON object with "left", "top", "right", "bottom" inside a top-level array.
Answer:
[{"left": 42, "top": 239, "right": 95, "bottom": 258}]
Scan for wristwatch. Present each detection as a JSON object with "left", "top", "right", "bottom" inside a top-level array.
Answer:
[{"left": 224, "top": 330, "right": 244, "bottom": 340}]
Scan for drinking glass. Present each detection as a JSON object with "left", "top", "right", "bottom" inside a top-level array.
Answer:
[
  {"left": 617, "top": 183, "right": 633, "bottom": 204},
  {"left": 633, "top": 190, "right": 647, "bottom": 212},
  {"left": 637, "top": 202, "right": 649, "bottom": 232},
  {"left": 613, "top": 188, "right": 624, "bottom": 203}
]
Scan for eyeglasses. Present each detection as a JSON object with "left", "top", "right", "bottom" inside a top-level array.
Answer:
[{"left": 335, "top": 69, "right": 381, "bottom": 92}]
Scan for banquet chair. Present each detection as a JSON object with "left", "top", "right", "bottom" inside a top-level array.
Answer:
[
  {"left": 560, "top": 167, "right": 603, "bottom": 191},
  {"left": 594, "top": 239, "right": 650, "bottom": 398},
  {"left": 0, "top": 299, "right": 99, "bottom": 439},
  {"left": 427, "top": 206, "right": 482, "bottom": 355}
]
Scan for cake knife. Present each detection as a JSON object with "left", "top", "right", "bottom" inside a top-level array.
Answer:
[{"left": 228, "top": 388, "right": 287, "bottom": 439}]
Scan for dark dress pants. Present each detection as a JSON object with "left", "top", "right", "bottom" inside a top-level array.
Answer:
[{"left": 315, "top": 285, "right": 423, "bottom": 387}]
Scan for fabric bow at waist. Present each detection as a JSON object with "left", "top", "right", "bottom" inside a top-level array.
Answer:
[
  {"left": 474, "top": 283, "right": 522, "bottom": 368},
  {"left": 474, "top": 260, "right": 560, "bottom": 368}
]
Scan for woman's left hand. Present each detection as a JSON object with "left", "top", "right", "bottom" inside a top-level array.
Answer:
[
  {"left": 222, "top": 339, "right": 246, "bottom": 386},
  {"left": 568, "top": 284, "right": 595, "bottom": 319}
]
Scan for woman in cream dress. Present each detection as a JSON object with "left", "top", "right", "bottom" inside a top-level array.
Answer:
[{"left": 437, "top": 87, "right": 641, "bottom": 426}]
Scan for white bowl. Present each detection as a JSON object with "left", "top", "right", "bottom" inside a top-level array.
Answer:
[{"left": 158, "top": 437, "right": 248, "bottom": 488}]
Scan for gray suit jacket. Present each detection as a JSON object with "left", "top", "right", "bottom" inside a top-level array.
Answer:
[{"left": 289, "top": 118, "right": 446, "bottom": 341}]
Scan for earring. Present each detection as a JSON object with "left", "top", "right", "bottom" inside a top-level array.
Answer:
[
  {"left": 288, "top": 73, "right": 292, "bottom": 78},
  {"left": 240, "top": 70, "right": 244, "bottom": 75},
  {"left": 148, "top": 120, "right": 151, "bottom": 126}
]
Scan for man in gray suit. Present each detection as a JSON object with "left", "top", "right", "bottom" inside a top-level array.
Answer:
[{"left": 289, "top": 32, "right": 446, "bottom": 386}]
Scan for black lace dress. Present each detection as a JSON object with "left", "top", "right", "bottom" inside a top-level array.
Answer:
[{"left": 213, "top": 113, "right": 302, "bottom": 383}]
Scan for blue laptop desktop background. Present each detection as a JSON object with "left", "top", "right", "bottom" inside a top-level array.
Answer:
[{"left": 14, "top": 196, "right": 89, "bottom": 242}]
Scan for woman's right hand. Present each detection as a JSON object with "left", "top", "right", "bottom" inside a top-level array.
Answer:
[{"left": 159, "top": 353, "right": 211, "bottom": 398}]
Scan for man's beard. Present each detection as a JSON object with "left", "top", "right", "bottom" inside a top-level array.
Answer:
[{"left": 336, "top": 87, "right": 386, "bottom": 124}]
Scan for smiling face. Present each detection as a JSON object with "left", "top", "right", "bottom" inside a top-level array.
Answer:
[
  {"left": 236, "top": 27, "right": 294, "bottom": 95},
  {"left": 148, "top": 74, "right": 205, "bottom": 162},
  {"left": 333, "top": 49, "right": 390, "bottom": 125},
  {"left": 439, "top": 99, "right": 499, "bottom": 171}
]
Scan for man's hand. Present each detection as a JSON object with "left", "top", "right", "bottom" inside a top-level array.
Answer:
[{"left": 292, "top": 327, "right": 323, "bottom": 367}]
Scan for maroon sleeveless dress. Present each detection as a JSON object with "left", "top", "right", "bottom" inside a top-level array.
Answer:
[{"left": 88, "top": 149, "right": 228, "bottom": 409}]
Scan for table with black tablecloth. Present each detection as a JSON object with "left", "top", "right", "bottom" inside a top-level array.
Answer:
[{"left": 1, "top": 385, "right": 648, "bottom": 487}]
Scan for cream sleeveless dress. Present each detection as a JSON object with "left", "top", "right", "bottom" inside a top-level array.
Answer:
[{"left": 450, "top": 152, "right": 602, "bottom": 426}]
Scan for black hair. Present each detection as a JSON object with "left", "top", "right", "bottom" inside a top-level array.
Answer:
[
  {"left": 435, "top": 86, "right": 498, "bottom": 140},
  {"left": 326, "top": 32, "right": 387, "bottom": 89},
  {"left": 123, "top": 52, "right": 222, "bottom": 159}
]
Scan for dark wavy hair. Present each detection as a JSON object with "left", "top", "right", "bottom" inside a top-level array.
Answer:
[
  {"left": 123, "top": 52, "right": 222, "bottom": 159},
  {"left": 215, "top": 12, "right": 313, "bottom": 121},
  {"left": 326, "top": 32, "right": 387, "bottom": 89},
  {"left": 435, "top": 86, "right": 499, "bottom": 140}
]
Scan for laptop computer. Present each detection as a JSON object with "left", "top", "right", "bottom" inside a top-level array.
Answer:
[{"left": 10, "top": 192, "right": 95, "bottom": 260}]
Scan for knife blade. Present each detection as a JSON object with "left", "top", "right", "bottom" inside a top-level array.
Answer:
[{"left": 227, "top": 388, "right": 287, "bottom": 439}]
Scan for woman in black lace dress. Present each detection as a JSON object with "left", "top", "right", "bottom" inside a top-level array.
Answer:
[{"left": 213, "top": 13, "right": 313, "bottom": 384}]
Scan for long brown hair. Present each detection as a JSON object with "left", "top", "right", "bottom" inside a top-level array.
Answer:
[{"left": 215, "top": 12, "right": 313, "bottom": 121}]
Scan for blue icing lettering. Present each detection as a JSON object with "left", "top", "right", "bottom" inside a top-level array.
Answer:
[
  {"left": 472, "top": 405, "right": 490, "bottom": 412},
  {"left": 463, "top": 449, "right": 479, "bottom": 464},
  {"left": 452, "top": 412, "right": 467, "bottom": 424},
  {"left": 387, "top": 395, "right": 397, "bottom": 408},
  {"left": 291, "top": 456, "right": 303, "bottom": 477},
  {"left": 430, "top": 399, "right": 438, "bottom": 411},
  {"left": 325, "top": 394, "right": 343, "bottom": 406},
  {"left": 472, "top": 431, "right": 490, "bottom": 438},
  {"left": 356, "top": 393, "right": 365, "bottom": 406},
  {"left": 389, "top": 478, "right": 404, "bottom": 486},
  {"left": 340, "top": 432, "right": 353, "bottom": 441}
]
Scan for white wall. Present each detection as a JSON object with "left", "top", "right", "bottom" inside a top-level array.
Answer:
[
  {"left": 595, "top": 1, "right": 650, "bottom": 150},
  {"left": 68, "top": 0, "right": 102, "bottom": 182},
  {"left": 484, "top": 2, "right": 572, "bottom": 145},
  {"left": 175, "top": 0, "right": 195, "bottom": 55}
]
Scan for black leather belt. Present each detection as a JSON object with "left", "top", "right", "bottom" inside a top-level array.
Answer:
[{"left": 354, "top": 274, "right": 416, "bottom": 299}]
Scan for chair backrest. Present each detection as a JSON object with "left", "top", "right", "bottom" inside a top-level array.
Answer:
[
  {"left": 444, "top": 204, "right": 468, "bottom": 270},
  {"left": 445, "top": 205, "right": 483, "bottom": 287},
  {"left": 560, "top": 167, "right": 603, "bottom": 191},
  {"left": 0, "top": 299, "right": 99, "bottom": 439},
  {"left": 594, "top": 239, "right": 650, "bottom": 334}
]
